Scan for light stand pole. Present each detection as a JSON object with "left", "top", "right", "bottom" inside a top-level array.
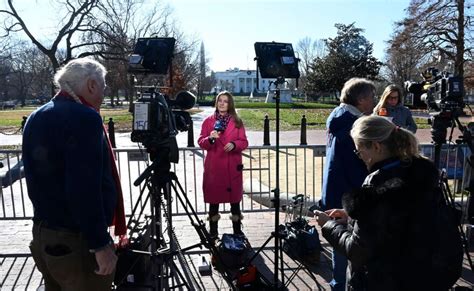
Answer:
[
  {"left": 272, "top": 77, "right": 286, "bottom": 288},
  {"left": 252, "top": 41, "right": 300, "bottom": 290}
]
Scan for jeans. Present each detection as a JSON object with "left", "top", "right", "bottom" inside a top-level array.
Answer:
[
  {"left": 330, "top": 249, "right": 348, "bottom": 291},
  {"left": 29, "top": 222, "right": 114, "bottom": 291}
]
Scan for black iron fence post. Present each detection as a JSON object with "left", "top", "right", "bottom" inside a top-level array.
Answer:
[
  {"left": 21, "top": 116, "right": 27, "bottom": 131},
  {"left": 108, "top": 118, "right": 116, "bottom": 148},
  {"left": 300, "top": 114, "right": 307, "bottom": 145},
  {"left": 187, "top": 119, "right": 195, "bottom": 147},
  {"left": 263, "top": 114, "right": 270, "bottom": 146}
]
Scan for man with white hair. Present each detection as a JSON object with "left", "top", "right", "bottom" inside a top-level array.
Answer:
[{"left": 23, "top": 58, "right": 126, "bottom": 290}]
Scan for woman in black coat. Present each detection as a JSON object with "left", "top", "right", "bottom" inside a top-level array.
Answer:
[{"left": 315, "top": 115, "right": 444, "bottom": 291}]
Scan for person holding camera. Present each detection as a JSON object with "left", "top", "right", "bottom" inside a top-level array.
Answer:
[
  {"left": 23, "top": 58, "right": 126, "bottom": 291},
  {"left": 315, "top": 115, "right": 440, "bottom": 291},
  {"left": 198, "top": 91, "right": 249, "bottom": 240},
  {"left": 321, "top": 77, "right": 375, "bottom": 291},
  {"left": 373, "top": 84, "right": 417, "bottom": 133}
]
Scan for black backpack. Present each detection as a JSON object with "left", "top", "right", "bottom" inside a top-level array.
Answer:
[{"left": 432, "top": 182, "right": 464, "bottom": 289}]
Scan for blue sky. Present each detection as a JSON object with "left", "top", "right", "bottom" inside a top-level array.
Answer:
[
  {"left": 3, "top": 0, "right": 411, "bottom": 72},
  {"left": 170, "top": 0, "right": 411, "bottom": 71}
]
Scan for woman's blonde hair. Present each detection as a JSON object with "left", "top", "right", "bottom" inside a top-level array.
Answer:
[
  {"left": 215, "top": 91, "right": 243, "bottom": 128},
  {"left": 373, "top": 84, "right": 403, "bottom": 114},
  {"left": 351, "top": 115, "right": 419, "bottom": 161}
]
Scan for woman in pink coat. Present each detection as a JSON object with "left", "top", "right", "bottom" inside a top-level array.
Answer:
[{"left": 198, "top": 91, "right": 249, "bottom": 240}]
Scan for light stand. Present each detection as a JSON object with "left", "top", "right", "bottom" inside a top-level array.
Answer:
[{"left": 252, "top": 41, "right": 302, "bottom": 289}]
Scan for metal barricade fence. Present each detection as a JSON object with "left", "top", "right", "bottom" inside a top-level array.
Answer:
[{"left": 0, "top": 144, "right": 471, "bottom": 220}]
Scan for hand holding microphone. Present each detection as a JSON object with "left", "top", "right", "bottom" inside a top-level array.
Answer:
[
  {"left": 209, "top": 130, "right": 220, "bottom": 139},
  {"left": 209, "top": 120, "right": 224, "bottom": 143}
]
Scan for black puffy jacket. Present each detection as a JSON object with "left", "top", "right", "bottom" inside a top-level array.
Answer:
[{"left": 322, "top": 156, "right": 447, "bottom": 291}]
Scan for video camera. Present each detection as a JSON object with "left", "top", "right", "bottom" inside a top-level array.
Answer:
[
  {"left": 405, "top": 67, "right": 464, "bottom": 113},
  {"left": 128, "top": 37, "right": 196, "bottom": 160},
  {"left": 131, "top": 88, "right": 195, "bottom": 146}
]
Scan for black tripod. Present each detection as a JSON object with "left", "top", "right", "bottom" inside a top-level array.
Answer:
[
  {"left": 430, "top": 112, "right": 474, "bottom": 272},
  {"left": 116, "top": 144, "right": 236, "bottom": 290}
]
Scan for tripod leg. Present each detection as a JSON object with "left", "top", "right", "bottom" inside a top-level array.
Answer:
[
  {"left": 442, "top": 175, "right": 474, "bottom": 272},
  {"left": 280, "top": 236, "right": 285, "bottom": 287}
]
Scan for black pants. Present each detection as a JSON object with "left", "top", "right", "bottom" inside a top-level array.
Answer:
[{"left": 209, "top": 203, "right": 241, "bottom": 217}]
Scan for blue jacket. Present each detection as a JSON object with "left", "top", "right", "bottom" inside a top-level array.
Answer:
[
  {"left": 321, "top": 104, "right": 367, "bottom": 209},
  {"left": 22, "top": 96, "right": 117, "bottom": 249}
]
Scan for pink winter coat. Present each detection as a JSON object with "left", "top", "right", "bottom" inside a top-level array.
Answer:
[{"left": 198, "top": 115, "right": 249, "bottom": 204}]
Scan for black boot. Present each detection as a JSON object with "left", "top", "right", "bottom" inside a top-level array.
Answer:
[
  {"left": 230, "top": 214, "right": 244, "bottom": 236},
  {"left": 210, "top": 221, "right": 218, "bottom": 238},
  {"left": 208, "top": 214, "right": 220, "bottom": 241},
  {"left": 232, "top": 221, "right": 243, "bottom": 235}
]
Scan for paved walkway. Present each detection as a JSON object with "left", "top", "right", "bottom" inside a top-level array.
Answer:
[{"left": 2, "top": 211, "right": 474, "bottom": 290}]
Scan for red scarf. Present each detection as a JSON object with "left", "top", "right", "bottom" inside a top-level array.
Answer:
[{"left": 54, "top": 91, "right": 127, "bottom": 247}]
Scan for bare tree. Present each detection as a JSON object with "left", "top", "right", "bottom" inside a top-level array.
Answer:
[
  {"left": 296, "top": 37, "right": 327, "bottom": 76},
  {"left": 0, "top": 0, "right": 201, "bottom": 107},
  {"left": 295, "top": 37, "right": 326, "bottom": 95},
  {"left": 383, "top": 26, "right": 428, "bottom": 88},
  {"left": 0, "top": 0, "right": 102, "bottom": 71},
  {"left": 10, "top": 42, "right": 54, "bottom": 105},
  {"left": 395, "top": 0, "right": 472, "bottom": 78}
]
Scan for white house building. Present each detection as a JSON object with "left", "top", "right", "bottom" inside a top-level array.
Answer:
[{"left": 214, "top": 68, "right": 277, "bottom": 94}]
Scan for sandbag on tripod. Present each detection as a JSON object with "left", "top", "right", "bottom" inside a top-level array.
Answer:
[
  {"left": 114, "top": 219, "right": 153, "bottom": 288},
  {"left": 282, "top": 217, "right": 321, "bottom": 264},
  {"left": 212, "top": 233, "right": 251, "bottom": 273}
]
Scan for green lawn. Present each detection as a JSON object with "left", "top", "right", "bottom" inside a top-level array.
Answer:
[
  {"left": 0, "top": 107, "right": 133, "bottom": 131},
  {"left": 239, "top": 108, "right": 332, "bottom": 130},
  {"left": 0, "top": 103, "right": 432, "bottom": 132}
]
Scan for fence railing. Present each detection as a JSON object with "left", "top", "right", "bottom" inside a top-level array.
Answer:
[{"left": 0, "top": 143, "right": 471, "bottom": 220}]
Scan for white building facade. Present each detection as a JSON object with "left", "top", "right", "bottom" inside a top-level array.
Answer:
[{"left": 214, "top": 68, "right": 276, "bottom": 94}]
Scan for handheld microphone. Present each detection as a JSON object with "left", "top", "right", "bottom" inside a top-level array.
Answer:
[{"left": 214, "top": 120, "right": 224, "bottom": 132}]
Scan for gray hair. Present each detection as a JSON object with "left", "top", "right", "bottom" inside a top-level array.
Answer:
[
  {"left": 351, "top": 115, "right": 420, "bottom": 161},
  {"left": 340, "top": 77, "right": 376, "bottom": 106},
  {"left": 54, "top": 58, "right": 107, "bottom": 102}
]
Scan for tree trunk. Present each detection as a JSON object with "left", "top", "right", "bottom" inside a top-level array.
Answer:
[{"left": 455, "top": 0, "right": 465, "bottom": 81}]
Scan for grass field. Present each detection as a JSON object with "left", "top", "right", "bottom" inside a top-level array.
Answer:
[
  {"left": 0, "top": 107, "right": 135, "bottom": 132},
  {"left": 0, "top": 103, "right": 434, "bottom": 133}
]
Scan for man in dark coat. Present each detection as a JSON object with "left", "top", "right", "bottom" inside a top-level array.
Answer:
[{"left": 23, "top": 58, "right": 125, "bottom": 290}]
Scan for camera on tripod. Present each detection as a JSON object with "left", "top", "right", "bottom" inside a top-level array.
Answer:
[
  {"left": 128, "top": 37, "right": 196, "bottom": 157},
  {"left": 130, "top": 88, "right": 195, "bottom": 146},
  {"left": 405, "top": 67, "right": 464, "bottom": 113}
]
